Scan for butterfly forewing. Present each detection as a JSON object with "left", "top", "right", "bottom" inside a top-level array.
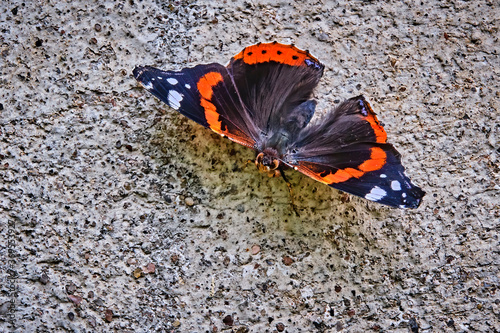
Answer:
[
  {"left": 290, "top": 143, "right": 424, "bottom": 208},
  {"left": 133, "top": 64, "right": 258, "bottom": 148}
]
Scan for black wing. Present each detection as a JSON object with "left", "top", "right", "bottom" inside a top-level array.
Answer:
[
  {"left": 133, "top": 64, "right": 259, "bottom": 149},
  {"left": 285, "top": 96, "right": 425, "bottom": 208}
]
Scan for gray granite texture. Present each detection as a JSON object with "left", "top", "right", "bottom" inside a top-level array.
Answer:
[{"left": 0, "top": 0, "right": 499, "bottom": 332}]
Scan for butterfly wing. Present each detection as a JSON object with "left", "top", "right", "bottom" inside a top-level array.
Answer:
[
  {"left": 133, "top": 64, "right": 259, "bottom": 149},
  {"left": 285, "top": 96, "right": 425, "bottom": 208},
  {"left": 227, "top": 42, "right": 324, "bottom": 151}
]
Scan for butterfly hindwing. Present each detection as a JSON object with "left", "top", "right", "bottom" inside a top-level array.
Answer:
[
  {"left": 291, "top": 95, "right": 387, "bottom": 156},
  {"left": 227, "top": 42, "right": 324, "bottom": 150},
  {"left": 286, "top": 96, "right": 425, "bottom": 208},
  {"left": 133, "top": 64, "right": 258, "bottom": 148}
]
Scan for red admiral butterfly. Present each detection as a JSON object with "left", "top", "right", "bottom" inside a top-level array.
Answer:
[{"left": 133, "top": 42, "right": 425, "bottom": 209}]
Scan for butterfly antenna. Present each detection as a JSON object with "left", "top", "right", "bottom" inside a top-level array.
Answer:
[{"left": 278, "top": 167, "right": 300, "bottom": 216}]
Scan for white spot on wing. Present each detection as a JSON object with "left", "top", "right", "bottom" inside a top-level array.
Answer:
[
  {"left": 402, "top": 193, "right": 407, "bottom": 198},
  {"left": 157, "top": 76, "right": 163, "bottom": 80},
  {"left": 167, "top": 78, "right": 178, "bottom": 85},
  {"left": 167, "top": 90, "right": 183, "bottom": 110},
  {"left": 185, "top": 84, "right": 191, "bottom": 89},
  {"left": 391, "top": 180, "right": 401, "bottom": 191},
  {"left": 380, "top": 174, "right": 387, "bottom": 178},
  {"left": 365, "top": 186, "right": 387, "bottom": 202},
  {"left": 142, "top": 81, "right": 153, "bottom": 90}
]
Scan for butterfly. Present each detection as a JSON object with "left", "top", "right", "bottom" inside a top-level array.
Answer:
[{"left": 133, "top": 42, "right": 425, "bottom": 209}]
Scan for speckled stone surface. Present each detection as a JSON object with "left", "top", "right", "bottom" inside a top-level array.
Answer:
[{"left": 0, "top": 0, "right": 499, "bottom": 332}]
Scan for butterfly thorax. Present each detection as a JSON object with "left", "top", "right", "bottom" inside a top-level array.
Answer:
[
  {"left": 255, "top": 148, "right": 281, "bottom": 177},
  {"left": 265, "top": 129, "right": 291, "bottom": 154}
]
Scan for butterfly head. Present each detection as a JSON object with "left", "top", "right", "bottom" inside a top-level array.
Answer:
[{"left": 255, "top": 150, "right": 281, "bottom": 177}]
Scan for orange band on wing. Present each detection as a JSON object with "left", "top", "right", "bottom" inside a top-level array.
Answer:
[
  {"left": 298, "top": 147, "right": 387, "bottom": 185},
  {"left": 358, "top": 146, "right": 386, "bottom": 172},
  {"left": 196, "top": 71, "right": 256, "bottom": 148},
  {"left": 200, "top": 99, "right": 221, "bottom": 132},
  {"left": 198, "top": 72, "right": 223, "bottom": 101},
  {"left": 321, "top": 167, "right": 365, "bottom": 183},
  {"left": 361, "top": 100, "right": 387, "bottom": 143},
  {"left": 232, "top": 42, "right": 321, "bottom": 67},
  {"left": 197, "top": 72, "right": 224, "bottom": 132}
]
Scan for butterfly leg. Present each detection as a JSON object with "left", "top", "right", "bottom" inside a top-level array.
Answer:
[{"left": 278, "top": 167, "right": 300, "bottom": 217}]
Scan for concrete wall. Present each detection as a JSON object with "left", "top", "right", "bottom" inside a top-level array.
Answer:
[{"left": 0, "top": 0, "right": 498, "bottom": 332}]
